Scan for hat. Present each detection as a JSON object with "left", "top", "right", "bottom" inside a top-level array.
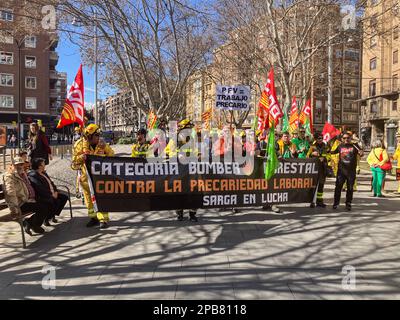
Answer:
[
  {"left": 84, "top": 124, "right": 101, "bottom": 136},
  {"left": 178, "top": 119, "right": 193, "bottom": 129},
  {"left": 12, "top": 156, "right": 25, "bottom": 165},
  {"left": 240, "top": 131, "right": 246, "bottom": 137}
]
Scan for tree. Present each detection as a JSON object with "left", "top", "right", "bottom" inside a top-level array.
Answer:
[
  {"left": 213, "top": 0, "right": 359, "bottom": 110},
  {"left": 53, "top": 0, "right": 214, "bottom": 120}
]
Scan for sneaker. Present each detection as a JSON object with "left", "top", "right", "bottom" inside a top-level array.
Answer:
[
  {"left": 189, "top": 213, "right": 198, "bottom": 222},
  {"left": 86, "top": 218, "right": 100, "bottom": 228},
  {"left": 52, "top": 217, "right": 58, "bottom": 223},
  {"left": 99, "top": 222, "right": 109, "bottom": 229},
  {"left": 377, "top": 194, "right": 385, "bottom": 198},
  {"left": 346, "top": 204, "right": 352, "bottom": 211},
  {"left": 43, "top": 219, "right": 51, "bottom": 227},
  {"left": 310, "top": 203, "right": 316, "bottom": 208},
  {"left": 316, "top": 202, "right": 327, "bottom": 208},
  {"left": 32, "top": 226, "right": 45, "bottom": 234},
  {"left": 23, "top": 220, "right": 33, "bottom": 236},
  {"left": 332, "top": 205, "right": 338, "bottom": 210},
  {"left": 271, "top": 205, "right": 281, "bottom": 213}
]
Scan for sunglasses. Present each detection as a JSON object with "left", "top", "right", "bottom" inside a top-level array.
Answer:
[{"left": 343, "top": 137, "right": 350, "bottom": 140}]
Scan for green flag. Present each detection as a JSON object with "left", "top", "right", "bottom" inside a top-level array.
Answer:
[
  {"left": 265, "top": 124, "right": 278, "bottom": 180},
  {"left": 303, "top": 117, "right": 312, "bottom": 136},
  {"left": 282, "top": 109, "right": 289, "bottom": 132}
]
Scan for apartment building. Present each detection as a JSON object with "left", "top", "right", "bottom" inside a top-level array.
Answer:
[
  {"left": 185, "top": 5, "right": 361, "bottom": 133},
  {"left": 98, "top": 91, "right": 140, "bottom": 134},
  {"left": 359, "top": 0, "right": 399, "bottom": 151},
  {"left": 0, "top": 2, "right": 65, "bottom": 141}
]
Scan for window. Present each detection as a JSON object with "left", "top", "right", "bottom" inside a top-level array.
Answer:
[
  {"left": 369, "top": 80, "right": 376, "bottom": 96},
  {"left": 370, "top": 101, "right": 378, "bottom": 113},
  {"left": 25, "top": 97, "right": 37, "bottom": 110},
  {"left": 393, "top": 101, "right": 398, "bottom": 112},
  {"left": 25, "top": 56, "right": 36, "bottom": 68},
  {"left": 25, "top": 36, "right": 37, "bottom": 48},
  {"left": 334, "top": 103, "right": 341, "bottom": 110},
  {"left": 0, "top": 31, "right": 13, "bottom": 44},
  {"left": 370, "top": 36, "right": 377, "bottom": 48},
  {"left": 0, "top": 52, "right": 13, "bottom": 64},
  {"left": 394, "top": 50, "right": 398, "bottom": 64},
  {"left": 393, "top": 75, "right": 398, "bottom": 91},
  {"left": 0, "top": 9, "right": 13, "bottom": 21},
  {"left": 0, "top": 73, "right": 13, "bottom": 87},
  {"left": 370, "top": 14, "right": 378, "bottom": 29},
  {"left": 370, "top": 57, "right": 377, "bottom": 70},
  {"left": 0, "top": 95, "right": 14, "bottom": 108},
  {"left": 394, "top": 26, "right": 399, "bottom": 40},
  {"left": 25, "top": 77, "right": 37, "bottom": 89}
]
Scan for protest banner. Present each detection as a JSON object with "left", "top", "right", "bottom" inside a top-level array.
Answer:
[
  {"left": 215, "top": 85, "right": 250, "bottom": 111},
  {"left": 86, "top": 156, "right": 320, "bottom": 212}
]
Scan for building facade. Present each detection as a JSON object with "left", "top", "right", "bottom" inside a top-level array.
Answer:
[
  {"left": 359, "top": 0, "right": 399, "bottom": 152},
  {"left": 0, "top": 2, "right": 65, "bottom": 142},
  {"left": 185, "top": 7, "right": 362, "bottom": 133},
  {"left": 98, "top": 91, "right": 141, "bottom": 135}
]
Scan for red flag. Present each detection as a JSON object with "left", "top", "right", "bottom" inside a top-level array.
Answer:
[
  {"left": 289, "top": 96, "right": 299, "bottom": 133},
  {"left": 322, "top": 122, "right": 340, "bottom": 143},
  {"left": 57, "top": 65, "right": 85, "bottom": 128},
  {"left": 256, "top": 68, "right": 283, "bottom": 131},
  {"left": 299, "top": 99, "right": 313, "bottom": 133},
  {"left": 266, "top": 68, "right": 283, "bottom": 126}
]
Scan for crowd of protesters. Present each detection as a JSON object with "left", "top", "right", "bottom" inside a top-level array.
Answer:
[{"left": 2, "top": 120, "right": 400, "bottom": 233}]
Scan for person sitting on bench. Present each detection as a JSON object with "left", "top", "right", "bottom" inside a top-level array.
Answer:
[
  {"left": 28, "top": 158, "right": 68, "bottom": 226},
  {"left": 3, "top": 156, "right": 49, "bottom": 235}
]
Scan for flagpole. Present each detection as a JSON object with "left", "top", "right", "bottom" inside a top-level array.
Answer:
[{"left": 94, "top": 12, "right": 98, "bottom": 126}]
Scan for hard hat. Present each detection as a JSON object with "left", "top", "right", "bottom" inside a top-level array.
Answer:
[
  {"left": 255, "top": 130, "right": 261, "bottom": 136},
  {"left": 240, "top": 131, "right": 246, "bottom": 137},
  {"left": 84, "top": 124, "right": 101, "bottom": 136},
  {"left": 178, "top": 119, "right": 192, "bottom": 129}
]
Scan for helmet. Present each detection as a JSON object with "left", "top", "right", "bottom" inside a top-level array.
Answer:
[
  {"left": 74, "top": 126, "right": 82, "bottom": 132},
  {"left": 178, "top": 119, "right": 193, "bottom": 130},
  {"left": 84, "top": 124, "right": 101, "bottom": 136},
  {"left": 255, "top": 130, "right": 261, "bottom": 136},
  {"left": 240, "top": 131, "right": 246, "bottom": 137}
]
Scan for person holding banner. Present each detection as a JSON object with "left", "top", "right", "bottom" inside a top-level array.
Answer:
[
  {"left": 307, "top": 132, "right": 329, "bottom": 208},
  {"left": 131, "top": 128, "right": 151, "bottom": 158},
  {"left": 331, "top": 132, "right": 363, "bottom": 211},
  {"left": 72, "top": 124, "right": 115, "bottom": 229},
  {"left": 255, "top": 131, "right": 281, "bottom": 213},
  {"left": 167, "top": 119, "right": 199, "bottom": 222}
]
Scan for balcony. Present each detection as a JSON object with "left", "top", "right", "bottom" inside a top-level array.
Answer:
[
  {"left": 49, "top": 51, "right": 59, "bottom": 66},
  {"left": 49, "top": 70, "right": 58, "bottom": 80}
]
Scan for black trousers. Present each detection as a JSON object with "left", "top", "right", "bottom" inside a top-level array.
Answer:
[
  {"left": 334, "top": 169, "right": 356, "bottom": 206},
  {"left": 46, "top": 193, "right": 69, "bottom": 219},
  {"left": 20, "top": 202, "right": 49, "bottom": 228}
]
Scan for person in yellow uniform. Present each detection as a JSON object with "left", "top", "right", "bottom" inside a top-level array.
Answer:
[
  {"left": 131, "top": 128, "right": 151, "bottom": 158},
  {"left": 72, "top": 124, "right": 115, "bottom": 229},
  {"left": 166, "top": 119, "right": 199, "bottom": 222},
  {"left": 393, "top": 131, "right": 400, "bottom": 194},
  {"left": 330, "top": 135, "right": 341, "bottom": 177}
]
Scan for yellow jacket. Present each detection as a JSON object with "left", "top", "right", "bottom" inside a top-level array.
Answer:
[
  {"left": 131, "top": 142, "right": 151, "bottom": 158},
  {"left": 367, "top": 147, "right": 389, "bottom": 167},
  {"left": 393, "top": 144, "right": 400, "bottom": 161},
  {"left": 72, "top": 137, "right": 114, "bottom": 177}
]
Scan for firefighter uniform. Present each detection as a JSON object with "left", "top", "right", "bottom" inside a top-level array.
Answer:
[
  {"left": 330, "top": 138, "right": 341, "bottom": 177},
  {"left": 307, "top": 135, "right": 329, "bottom": 207},
  {"left": 168, "top": 119, "right": 199, "bottom": 222},
  {"left": 131, "top": 141, "right": 151, "bottom": 158},
  {"left": 393, "top": 132, "right": 400, "bottom": 193},
  {"left": 72, "top": 124, "right": 114, "bottom": 227}
]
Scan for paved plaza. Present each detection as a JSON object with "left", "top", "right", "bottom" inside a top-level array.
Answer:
[{"left": 1, "top": 169, "right": 400, "bottom": 300}]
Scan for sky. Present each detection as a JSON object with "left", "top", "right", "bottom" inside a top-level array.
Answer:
[{"left": 56, "top": 32, "right": 110, "bottom": 110}]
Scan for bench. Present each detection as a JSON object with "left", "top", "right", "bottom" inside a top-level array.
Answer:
[{"left": 0, "top": 177, "right": 73, "bottom": 249}]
